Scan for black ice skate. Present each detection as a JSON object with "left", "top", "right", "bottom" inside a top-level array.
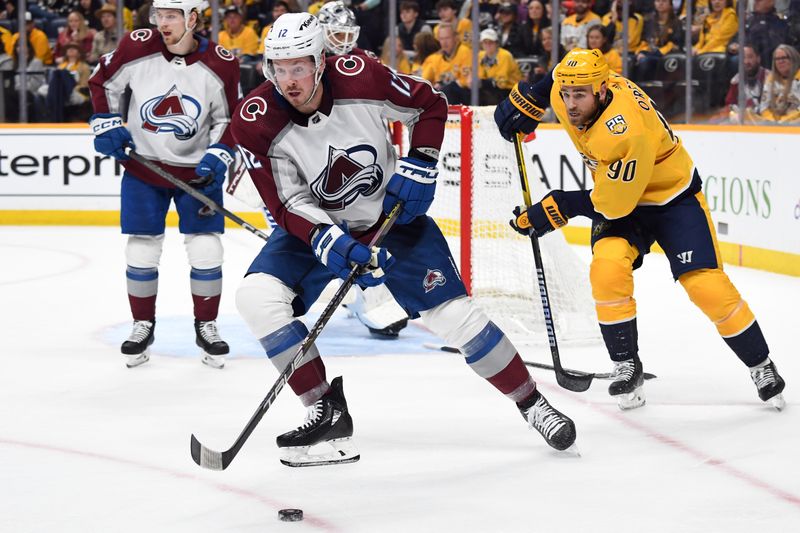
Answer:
[
  {"left": 609, "top": 358, "right": 645, "bottom": 410},
  {"left": 518, "top": 390, "right": 577, "bottom": 452},
  {"left": 277, "top": 376, "right": 360, "bottom": 467},
  {"left": 367, "top": 318, "right": 408, "bottom": 339},
  {"left": 750, "top": 359, "right": 786, "bottom": 411},
  {"left": 195, "top": 319, "right": 229, "bottom": 369},
  {"left": 121, "top": 319, "right": 155, "bottom": 368}
]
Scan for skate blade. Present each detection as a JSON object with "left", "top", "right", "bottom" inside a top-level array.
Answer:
[
  {"left": 616, "top": 387, "right": 646, "bottom": 411},
  {"left": 768, "top": 394, "right": 786, "bottom": 411},
  {"left": 201, "top": 352, "right": 225, "bottom": 369},
  {"left": 280, "top": 438, "right": 360, "bottom": 468},
  {"left": 556, "top": 443, "right": 581, "bottom": 457},
  {"left": 124, "top": 349, "right": 150, "bottom": 368}
]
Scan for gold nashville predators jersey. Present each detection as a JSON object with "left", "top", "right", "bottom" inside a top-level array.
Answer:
[{"left": 550, "top": 73, "right": 695, "bottom": 220}]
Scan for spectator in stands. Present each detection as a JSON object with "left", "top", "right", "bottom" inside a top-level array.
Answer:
[
  {"left": 434, "top": 0, "right": 472, "bottom": 48},
  {"left": 88, "top": 4, "right": 119, "bottom": 64},
  {"left": 531, "top": 25, "right": 558, "bottom": 80},
  {"left": 727, "top": 0, "right": 789, "bottom": 68},
  {"left": 398, "top": 1, "right": 432, "bottom": 52},
  {"left": 38, "top": 41, "right": 91, "bottom": 121},
  {"left": 560, "top": 0, "right": 601, "bottom": 51},
  {"left": 602, "top": 0, "right": 644, "bottom": 54},
  {"left": 410, "top": 30, "right": 440, "bottom": 77},
  {"left": 519, "top": 0, "right": 550, "bottom": 56},
  {"left": 693, "top": 0, "right": 737, "bottom": 55},
  {"left": 76, "top": 0, "right": 102, "bottom": 31},
  {"left": 587, "top": 23, "right": 622, "bottom": 73},
  {"left": 757, "top": 44, "right": 800, "bottom": 123},
  {"left": 7, "top": 12, "right": 54, "bottom": 65},
  {"left": 135, "top": 1, "right": 154, "bottom": 29},
  {"left": 635, "top": 0, "right": 683, "bottom": 80},
  {"left": 724, "top": 43, "right": 770, "bottom": 123},
  {"left": 424, "top": 22, "right": 472, "bottom": 104},
  {"left": 351, "top": 0, "right": 382, "bottom": 53},
  {"left": 219, "top": 6, "right": 259, "bottom": 60},
  {"left": 477, "top": 27, "right": 522, "bottom": 104},
  {"left": 102, "top": 0, "right": 134, "bottom": 31},
  {"left": 258, "top": 0, "right": 289, "bottom": 55},
  {"left": 495, "top": 2, "right": 527, "bottom": 57},
  {"left": 381, "top": 35, "right": 413, "bottom": 73},
  {"left": 0, "top": 1, "right": 17, "bottom": 24},
  {"left": 54, "top": 10, "right": 95, "bottom": 65}
]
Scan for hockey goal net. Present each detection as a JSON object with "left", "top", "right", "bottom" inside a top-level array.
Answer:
[{"left": 413, "top": 106, "right": 599, "bottom": 344}]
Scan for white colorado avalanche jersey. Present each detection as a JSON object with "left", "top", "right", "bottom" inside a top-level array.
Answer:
[
  {"left": 230, "top": 54, "right": 447, "bottom": 245},
  {"left": 89, "top": 28, "right": 241, "bottom": 187}
]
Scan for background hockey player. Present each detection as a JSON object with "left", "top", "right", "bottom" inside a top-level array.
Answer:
[
  {"left": 494, "top": 48, "right": 786, "bottom": 410},
  {"left": 231, "top": 13, "right": 577, "bottom": 467},
  {"left": 89, "top": 0, "right": 241, "bottom": 369}
]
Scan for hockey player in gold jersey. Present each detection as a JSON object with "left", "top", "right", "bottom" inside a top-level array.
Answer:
[{"left": 494, "top": 48, "right": 786, "bottom": 410}]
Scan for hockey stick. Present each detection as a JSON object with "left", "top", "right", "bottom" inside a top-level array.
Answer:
[
  {"left": 125, "top": 149, "right": 271, "bottom": 242},
  {"left": 422, "top": 343, "right": 657, "bottom": 381},
  {"left": 190, "top": 203, "right": 403, "bottom": 471},
  {"left": 513, "top": 133, "right": 593, "bottom": 392}
]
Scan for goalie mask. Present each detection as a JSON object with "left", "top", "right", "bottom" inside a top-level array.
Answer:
[
  {"left": 317, "top": 1, "right": 360, "bottom": 55},
  {"left": 263, "top": 13, "right": 326, "bottom": 104}
]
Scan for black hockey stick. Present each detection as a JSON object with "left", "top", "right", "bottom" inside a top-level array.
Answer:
[
  {"left": 190, "top": 203, "right": 403, "bottom": 471},
  {"left": 513, "top": 133, "right": 593, "bottom": 392},
  {"left": 422, "top": 343, "right": 657, "bottom": 381},
  {"left": 125, "top": 149, "right": 270, "bottom": 242}
]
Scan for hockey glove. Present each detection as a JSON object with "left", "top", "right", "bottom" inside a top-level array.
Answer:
[
  {"left": 312, "top": 225, "right": 395, "bottom": 287},
  {"left": 191, "top": 144, "right": 235, "bottom": 194},
  {"left": 383, "top": 157, "right": 438, "bottom": 225},
  {"left": 510, "top": 191, "right": 570, "bottom": 238},
  {"left": 494, "top": 82, "right": 548, "bottom": 142},
  {"left": 90, "top": 113, "right": 134, "bottom": 160}
]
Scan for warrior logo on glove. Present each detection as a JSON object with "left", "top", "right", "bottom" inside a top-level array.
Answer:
[{"left": 311, "top": 145, "right": 383, "bottom": 210}]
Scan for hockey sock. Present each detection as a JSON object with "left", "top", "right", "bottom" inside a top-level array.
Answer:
[
  {"left": 126, "top": 266, "right": 157, "bottom": 321},
  {"left": 722, "top": 320, "right": 770, "bottom": 367},
  {"left": 600, "top": 318, "right": 639, "bottom": 362},
  {"left": 259, "top": 320, "right": 328, "bottom": 406},
  {"left": 190, "top": 266, "right": 222, "bottom": 321},
  {"left": 462, "top": 322, "right": 535, "bottom": 403}
]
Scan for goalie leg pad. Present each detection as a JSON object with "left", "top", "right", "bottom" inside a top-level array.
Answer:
[
  {"left": 680, "top": 269, "right": 768, "bottom": 366},
  {"left": 420, "top": 297, "right": 534, "bottom": 402},
  {"left": 590, "top": 237, "right": 638, "bottom": 324},
  {"left": 236, "top": 274, "right": 326, "bottom": 405}
]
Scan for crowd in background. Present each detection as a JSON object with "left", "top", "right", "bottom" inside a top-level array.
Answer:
[{"left": 1, "top": 0, "right": 799, "bottom": 124}]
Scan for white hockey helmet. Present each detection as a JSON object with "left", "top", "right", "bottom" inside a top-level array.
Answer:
[
  {"left": 317, "top": 1, "right": 360, "bottom": 55},
  {"left": 263, "top": 13, "right": 326, "bottom": 98},
  {"left": 150, "top": 0, "right": 207, "bottom": 30}
]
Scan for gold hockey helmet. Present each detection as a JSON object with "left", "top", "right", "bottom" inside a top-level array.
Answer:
[{"left": 555, "top": 48, "right": 610, "bottom": 94}]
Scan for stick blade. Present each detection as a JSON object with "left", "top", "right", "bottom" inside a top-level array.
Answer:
[
  {"left": 556, "top": 371, "right": 594, "bottom": 392},
  {"left": 190, "top": 434, "right": 227, "bottom": 471}
]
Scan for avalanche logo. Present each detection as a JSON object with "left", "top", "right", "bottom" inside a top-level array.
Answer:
[
  {"left": 310, "top": 145, "right": 382, "bottom": 210},
  {"left": 423, "top": 269, "right": 446, "bottom": 293},
  {"left": 139, "top": 85, "right": 201, "bottom": 140}
]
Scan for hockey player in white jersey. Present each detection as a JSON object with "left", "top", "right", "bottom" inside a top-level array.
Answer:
[
  {"left": 89, "top": 0, "right": 241, "bottom": 369},
  {"left": 231, "top": 13, "right": 577, "bottom": 467}
]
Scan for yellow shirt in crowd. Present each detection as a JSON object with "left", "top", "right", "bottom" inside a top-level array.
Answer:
[
  {"left": 422, "top": 42, "right": 473, "bottom": 88},
  {"left": 434, "top": 18, "right": 473, "bottom": 48},
  {"left": 478, "top": 47, "right": 522, "bottom": 90},
  {"left": 220, "top": 25, "right": 260, "bottom": 57}
]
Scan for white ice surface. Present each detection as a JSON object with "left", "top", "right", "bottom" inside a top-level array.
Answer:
[{"left": 2, "top": 226, "right": 799, "bottom": 533}]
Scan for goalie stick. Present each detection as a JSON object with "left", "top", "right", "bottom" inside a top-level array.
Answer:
[
  {"left": 126, "top": 149, "right": 270, "bottom": 242},
  {"left": 190, "top": 203, "right": 403, "bottom": 471},
  {"left": 422, "top": 343, "right": 658, "bottom": 381},
  {"left": 513, "top": 133, "right": 593, "bottom": 392}
]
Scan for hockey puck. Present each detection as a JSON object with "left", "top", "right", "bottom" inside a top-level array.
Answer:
[{"left": 278, "top": 509, "right": 303, "bottom": 522}]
